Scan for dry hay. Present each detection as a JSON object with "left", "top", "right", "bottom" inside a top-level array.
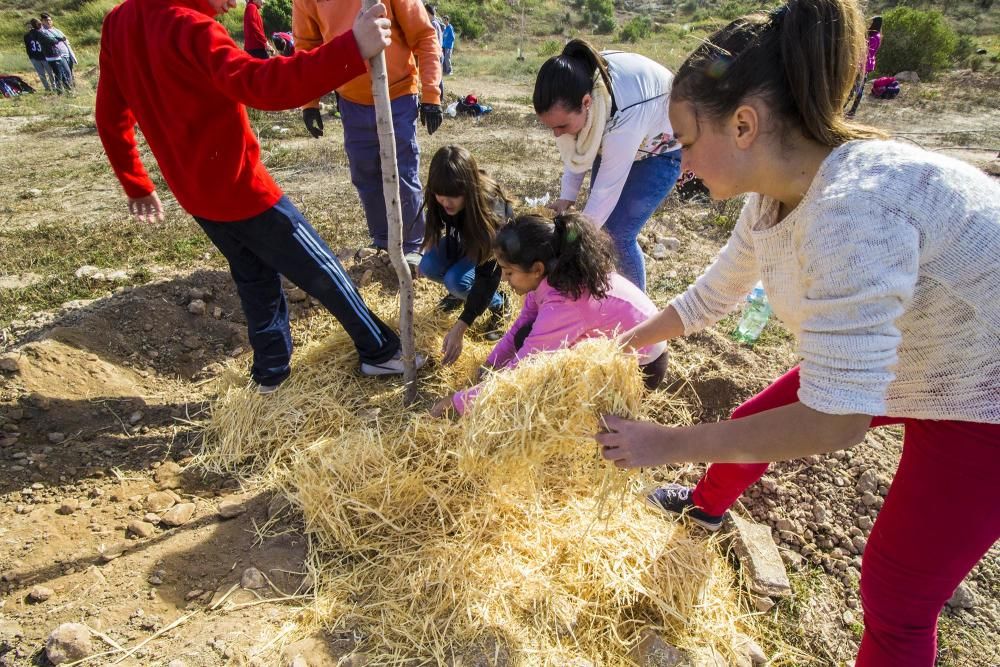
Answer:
[{"left": 199, "top": 285, "right": 761, "bottom": 665}]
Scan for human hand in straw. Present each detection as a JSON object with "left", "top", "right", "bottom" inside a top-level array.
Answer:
[
  {"left": 547, "top": 198, "right": 575, "bottom": 215},
  {"left": 353, "top": 2, "right": 392, "bottom": 61},
  {"left": 596, "top": 414, "right": 684, "bottom": 469},
  {"left": 440, "top": 321, "right": 467, "bottom": 366},
  {"left": 430, "top": 396, "right": 453, "bottom": 418},
  {"left": 127, "top": 192, "right": 164, "bottom": 223}
]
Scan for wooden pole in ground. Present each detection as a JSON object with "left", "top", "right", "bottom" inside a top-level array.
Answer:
[{"left": 362, "top": 0, "right": 417, "bottom": 403}]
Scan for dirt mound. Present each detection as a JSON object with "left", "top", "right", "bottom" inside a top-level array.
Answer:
[{"left": 13, "top": 340, "right": 148, "bottom": 401}]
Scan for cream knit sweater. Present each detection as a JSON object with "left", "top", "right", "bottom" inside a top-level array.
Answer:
[{"left": 670, "top": 140, "right": 1000, "bottom": 423}]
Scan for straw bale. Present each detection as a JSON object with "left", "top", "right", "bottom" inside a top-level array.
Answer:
[{"left": 199, "top": 286, "right": 761, "bottom": 664}]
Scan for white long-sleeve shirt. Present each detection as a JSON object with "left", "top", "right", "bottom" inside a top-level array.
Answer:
[
  {"left": 560, "top": 51, "right": 679, "bottom": 227},
  {"left": 670, "top": 140, "right": 1000, "bottom": 423}
]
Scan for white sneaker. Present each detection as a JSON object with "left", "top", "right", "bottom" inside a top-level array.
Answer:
[{"left": 360, "top": 351, "right": 427, "bottom": 377}]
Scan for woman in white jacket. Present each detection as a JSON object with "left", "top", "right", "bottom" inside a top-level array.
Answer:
[{"left": 533, "top": 39, "right": 682, "bottom": 292}]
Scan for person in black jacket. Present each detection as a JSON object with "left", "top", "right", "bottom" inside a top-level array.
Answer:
[
  {"left": 418, "top": 145, "right": 512, "bottom": 364},
  {"left": 23, "top": 19, "right": 55, "bottom": 91}
]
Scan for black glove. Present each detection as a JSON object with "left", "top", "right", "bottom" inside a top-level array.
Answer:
[
  {"left": 302, "top": 108, "right": 324, "bottom": 139},
  {"left": 419, "top": 103, "right": 443, "bottom": 136}
]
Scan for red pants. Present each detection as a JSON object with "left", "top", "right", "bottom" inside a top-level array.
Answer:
[{"left": 692, "top": 366, "right": 1000, "bottom": 666}]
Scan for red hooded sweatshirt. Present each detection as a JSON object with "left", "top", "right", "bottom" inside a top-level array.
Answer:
[
  {"left": 96, "top": 0, "right": 366, "bottom": 221},
  {"left": 243, "top": 1, "right": 267, "bottom": 52}
]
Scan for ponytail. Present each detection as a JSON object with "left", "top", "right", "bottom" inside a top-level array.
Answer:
[
  {"left": 533, "top": 39, "right": 613, "bottom": 114},
  {"left": 672, "top": 0, "right": 886, "bottom": 146},
  {"left": 494, "top": 213, "right": 616, "bottom": 300}
]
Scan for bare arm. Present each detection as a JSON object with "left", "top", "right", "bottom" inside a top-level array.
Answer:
[
  {"left": 618, "top": 303, "right": 685, "bottom": 352},
  {"left": 597, "top": 401, "right": 870, "bottom": 468}
]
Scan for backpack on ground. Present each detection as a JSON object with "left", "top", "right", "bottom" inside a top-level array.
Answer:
[
  {"left": 871, "top": 76, "right": 900, "bottom": 100},
  {"left": 0, "top": 75, "right": 35, "bottom": 98}
]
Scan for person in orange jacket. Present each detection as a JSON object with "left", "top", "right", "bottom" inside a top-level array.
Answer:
[{"left": 293, "top": 0, "right": 442, "bottom": 264}]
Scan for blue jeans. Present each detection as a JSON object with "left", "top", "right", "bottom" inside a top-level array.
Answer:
[
  {"left": 30, "top": 59, "right": 53, "bottom": 91},
  {"left": 419, "top": 239, "right": 503, "bottom": 309},
  {"left": 340, "top": 95, "right": 425, "bottom": 253},
  {"left": 195, "top": 196, "right": 399, "bottom": 385},
  {"left": 591, "top": 150, "right": 682, "bottom": 292},
  {"left": 46, "top": 58, "right": 72, "bottom": 92}
]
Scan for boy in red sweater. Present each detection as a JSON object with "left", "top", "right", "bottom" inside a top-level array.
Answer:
[
  {"left": 97, "top": 0, "right": 423, "bottom": 390},
  {"left": 243, "top": 0, "right": 268, "bottom": 58}
]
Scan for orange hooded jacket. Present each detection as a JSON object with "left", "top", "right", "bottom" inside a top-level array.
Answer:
[{"left": 293, "top": 0, "right": 441, "bottom": 108}]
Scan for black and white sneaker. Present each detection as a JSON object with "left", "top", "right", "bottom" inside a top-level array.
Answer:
[
  {"left": 644, "top": 483, "right": 725, "bottom": 532},
  {"left": 360, "top": 350, "right": 428, "bottom": 377},
  {"left": 437, "top": 294, "right": 463, "bottom": 313}
]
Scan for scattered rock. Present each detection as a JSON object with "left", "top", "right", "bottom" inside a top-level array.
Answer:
[
  {"left": 947, "top": 582, "right": 977, "bottom": 609},
  {"left": 127, "top": 520, "right": 156, "bottom": 539},
  {"left": 45, "top": 623, "right": 94, "bottom": 665},
  {"left": 74, "top": 265, "right": 101, "bottom": 279},
  {"left": 752, "top": 595, "right": 775, "bottom": 612},
  {"left": 213, "top": 306, "right": 223, "bottom": 319},
  {"left": 218, "top": 499, "right": 246, "bottom": 519},
  {"left": 144, "top": 512, "right": 162, "bottom": 524},
  {"left": 29, "top": 585, "right": 55, "bottom": 602},
  {"left": 734, "top": 633, "right": 767, "bottom": 665},
  {"left": 842, "top": 610, "right": 856, "bottom": 625},
  {"left": 22, "top": 188, "right": 42, "bottom": 199},
  {"left": 241, "top": 567, "right": 266, "bottom": 590},
  {"left": 188, "top": 299, "right": 207, "bottom": 315},
  {"left": 287, "top": 287, "right": 308, "bottom": 303},
  {"left": 167, "top": 661, "right": 188, "bottom": 667},
  {"left": 128, "top": 411, "right": 144, "bottom": 425},
  {"left": 57, "top": 499, "right": 80, "bottom": 515},
  {"left": 728, "top": 514, "right": 791, "bottom": 597},
  {"left": 188, "top": 287, "right": 208, "bottom": 301},
  {"left": 895, "top": 70, "right": 920, "bottom": 83},
  {"left": 629, "top": 629, "right": 690, "bottom": 666},
  {"left": 146, "top": 491, "right": 177, "bottom": 512},
  {"left": 283, "top": 635, "right": 341, "bottom": 667},
  {"left": 661, "top": 236, "right": 681, "bottom": 251},
  {"left": 0, "top": 273, "right": 45, "bottom": 290},
  {"left": 105, "top": 269, "right": 130, "bottom": 282},
  {"left": 651, "top": 243, "right": 670, "bottom": 261},
  {"left": 154, "top": 461, "right": 183, "bottom": 489},
  {"left": 160, "top": 503, "right": 196, "bottom": 527},
  {"left": 99, "top": 548, "right": 124, "bottom": 563},
  {"left": 185, "top": 589, "right": 205, "bottom": 601},
  {"left": 358, "top": 269, "right": 375, "bottom": 287},
  {"left": 48, "top": 432, "right": 66, "bottom": 444},
  {"left": 855, "top": 469, "right": 878, "bottom": 495}
]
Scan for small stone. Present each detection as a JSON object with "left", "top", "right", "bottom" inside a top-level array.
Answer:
[
  {"left": 759, "top": 476, "right": 778, "bottom": 492},
  {"left": 856, "top": 469, "right": 878, "bottom": 495},
  {"left": 168, "top": 661, "right": 187, "bottom": 667},
  {"left": 185, "top": 589, "right": 205, "bottom": 601},
  {"left": 661, "top": 236, "right": 681, "bottom": 251},
  {"left": 188, "top": 299, "right": 207, "bottom": 315},
  {"left": 160, "top": 503, "right": 196, "bottom": 527},
  {"left": 74, "top": 265, "right": 101, "bottom": 279},
  {"left": 45, "top": 623, "right": 94, "bottom": 665},
  {"left": 57, "top": 499, "right": 80, "bottom": 515},
  {"left": 895, "top": 70, "right": 920, "bottom": 83},
  {"left": 23, "top": 188, "right": 43, "bottom": 198},
  {"left": 146, "top": 491, "right": 176, "bottom": 512},
  {"left": 48, "top": 432, "right": 66, "bottom": 444},
  {"left": 753, "top": 595, "right": 775, "bottom": 612},
  {"left": 188, "top": 287, "right": 207, "bottom": 301},
  {"left": 0, "top": 356, "right": 20, "bottom": 373},
  {"left": 852, "top": 535, "right": 867, "bottom": 552},
  {"left": 628, "top": 629, "right": 689, "bottom": 666},
  {"left": 128, "top": 411, "right": 144, "bottom": 425},
  {"left": 358, "top": 269, "right": 374, "bottom": 287},
  {"left": 734, "top": 633, "right": 767, "bottom": 665},
  {"left": 842, "top": 610, "right": 856, "bottom": 625},
  {"left": 154, "top": 461, "right": 184, "bottom": 489},
  {"left": 856, "top": 515, "right": 873, "bottom": 531},
  {"left": 861, "top": 492, "right": 878, "bottom": 507},
  {"left": 241, "top": 567, "right": 266, "bottom": 590},
  {"left": 127, "top": 520, "right": 156, "bottom": 539},
  {"left": 105, "top": 270, "right": 130, "bottom": 282},
  {"left": 651, "top": 243, "right": 670, "bottom": 260},
  {"left": 218, "top": 499, "right": 246, "bottom": 520},
  {"left": 812, "top": 506, "right": 827, "bottom": 523},
  {"left": 728, "top": 514, "right": 792, "bottom": 597},
  {"left": 212, "top": 306, "right": 223, "bottom": 319},
  {"left": 144, "top": 512, "right": 161, "bottom": 524},
  {"left": 287, "top": 287, "right": 308, "bottom": 303},
  {"left": 947, "top": 582, "right": 977, "bottom": 609},
  {"left": 29, "top": 585, "right": 55, "bottom": 602},
  {"left": 99, "top": 548, "right": 124, "bottom": 563}
]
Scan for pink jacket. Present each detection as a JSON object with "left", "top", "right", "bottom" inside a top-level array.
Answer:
[
  {"left": 866, "top": 33, "right": 882, "bottom": 74},
  {"left": 452, "top": 273, "right": 666, "bottom": 414}
]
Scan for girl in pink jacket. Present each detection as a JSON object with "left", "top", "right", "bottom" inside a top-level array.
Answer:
[{"left": 433, "top": 213, "right": 667, "bottom": 416}]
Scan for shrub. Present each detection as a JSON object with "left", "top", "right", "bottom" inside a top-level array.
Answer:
[
  {"left": 538, "top": 39, "right": 561, "bottom": 57},
  {"left": 585, "top": 0, "right": 616, "bottom": 33},
  {"left": 618, "top": 15, "right": 652, "bottom": 42},
  {"left": 595, "top": 14, "right": 617, "bottom": 33},
  {"left": 261, "top": 0, "right": 292, "bottom": 33},
  {"left": 878, "top": 7, "right": 957, "bottom": 79},
  {"left": 680, "top": 0, "right": 697, "bottom": 14},
  {"left": 952, "top": 35, "right": 977, "bottom": 65},
  {"left": 446, "top": 6, "right": 485, "bottom": 40}
]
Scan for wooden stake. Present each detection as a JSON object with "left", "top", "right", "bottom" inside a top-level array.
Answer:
[{"left": 363, "top": 0, "right": 418, "bottom": 403}]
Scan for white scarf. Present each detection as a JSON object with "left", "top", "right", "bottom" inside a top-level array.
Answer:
[{"left": 556, "top": 75, "right": 612, "bottom": 174}]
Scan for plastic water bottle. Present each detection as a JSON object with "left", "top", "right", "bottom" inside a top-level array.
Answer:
[{"left": 733, "top": 281, "right": 772, "bottom": 345}]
